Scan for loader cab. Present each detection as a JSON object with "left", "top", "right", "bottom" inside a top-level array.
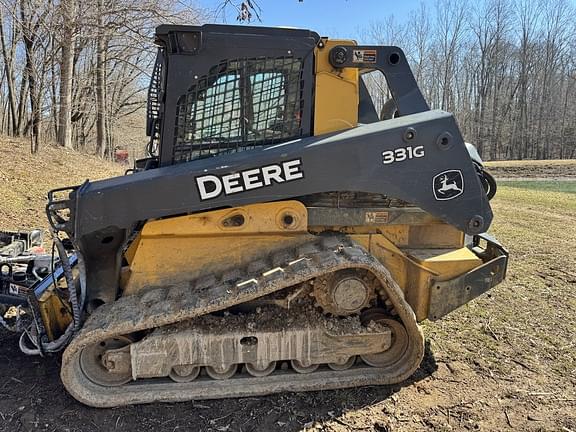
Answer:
[{"left": 145, "top": 24, "right": 319, "bottom": 168}]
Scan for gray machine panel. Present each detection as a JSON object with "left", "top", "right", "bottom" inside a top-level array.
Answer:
[{"left": 73, "top": 110, "right": 492, "bottom": 238}]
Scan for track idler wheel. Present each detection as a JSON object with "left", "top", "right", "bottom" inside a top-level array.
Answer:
[
  {"left": 360, "top": 309, "right": 409, "bottom": 369},
  {"left": 79, "top": 336, "right": 133, "bottom": 387}
]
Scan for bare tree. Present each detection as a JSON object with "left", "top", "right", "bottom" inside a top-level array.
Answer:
[
  {"left": 57, "top": 0, "right": 76, "bottom": 149},
  {"left": 364, "top": 0, "right": 576, "bottom": 160},
  {"left": 19, "top": 0, "right": 51, "bottom": 153}
]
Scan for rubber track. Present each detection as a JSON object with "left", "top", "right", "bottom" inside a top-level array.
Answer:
[{"left": 61, "top": 235, "right": 425, "bottom": 407}]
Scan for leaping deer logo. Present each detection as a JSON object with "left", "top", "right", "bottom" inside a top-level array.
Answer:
[
  {"left": 433, "top": 170, "right": 464, "bottom": 201},
  {"left": 437, "top": 174, "right": 462, "bottom": 195}
]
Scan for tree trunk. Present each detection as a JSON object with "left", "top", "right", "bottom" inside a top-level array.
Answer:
[
  {"left": 0, "top": 8, "right": 19, "bottom": 135},
  {"left": 57, "top": 0, "right": 75, "bottom": 149},
  {"left": 95, "top": 0, "right": 106, "bottom": 157},
  {"left": 20, "top": 0, "right": 40, "bottom": 153},
  {"left": 96, "top": 38, "right": 106, "bottom": 157}
]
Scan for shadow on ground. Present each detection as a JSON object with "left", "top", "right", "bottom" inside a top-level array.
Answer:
[{"left": 0, "top": 331, "right": 436, "bottom": 432}]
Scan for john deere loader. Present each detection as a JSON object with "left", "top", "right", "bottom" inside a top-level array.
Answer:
[{"left": 0, "top": 24, "right": 507, "bottom": 407}]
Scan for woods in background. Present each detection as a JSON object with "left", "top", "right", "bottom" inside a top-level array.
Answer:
[
  {"left": 364, "top": 0, "right": 576, "bottom": 160},
  {"left": 0, "top": 0, "right": 202, "bottom": 156},
  {"left": 0, "top": 0, "right": 575, "bottom": 160}
]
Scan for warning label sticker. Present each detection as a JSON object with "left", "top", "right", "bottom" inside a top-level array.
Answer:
[
  {"left": 365, "top": 211, "right": 389, "bottom": 224},
  {"left": 353, "top": 49, "right": 377, "bottom": 63}
]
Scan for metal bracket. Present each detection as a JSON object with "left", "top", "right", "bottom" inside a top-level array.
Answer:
[
  {"left": 329, "top": 45, "right": 430, "bottom": 115},
  {"left": 428, "top": 235, "right": 508, "bottom": 321}
]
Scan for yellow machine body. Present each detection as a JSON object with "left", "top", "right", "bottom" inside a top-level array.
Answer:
[
  {"left": 119, "top": 201, "right": 480, "bottom": 322},
  {"left": 314, "top": 39, "right": 359, "bottom": 135},
  {"left": 39, "top": 37, "right": 484, "bottom": 339}
]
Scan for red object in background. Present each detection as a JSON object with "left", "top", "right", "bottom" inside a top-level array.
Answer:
[
  {"left": 114, "top": 148, "right": 129, "bottom": 164},
  {"left": 28, "top": 246, "right": 45, "bottom": 255}
]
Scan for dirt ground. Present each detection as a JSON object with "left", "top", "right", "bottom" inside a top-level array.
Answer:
[
  {"left": 1, "top": 139, "right": 575, "bottom": 431},
  {"left": 484, "top": 159, "right": 576, "bottom": 179}
]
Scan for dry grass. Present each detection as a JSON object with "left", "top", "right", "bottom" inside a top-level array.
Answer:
[
  {"left": 485, "top": 159, "right": 576, "bottom": 168},
  {"left": 0, "top": 136, "right": 123, "bottom": 231}
]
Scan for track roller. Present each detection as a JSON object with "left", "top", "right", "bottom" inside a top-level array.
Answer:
[
  {"left": 290, "top": 359, "right": 319, "bottom": 374},
  {"left": 205, "top": 364, "right": 238, "bottom": 380},
  {"left": 245, "top": 362, "right": 277, "bottom": 377},
  {"left": 169, "top": 365, "right": 200, "bottom": 382},
  {"left": 328, "top": 356, "right": 356, "bottom": 371}
]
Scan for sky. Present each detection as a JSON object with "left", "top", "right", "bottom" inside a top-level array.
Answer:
[{"left": 199, "top": 0, "right": 424, "bottom": 39}]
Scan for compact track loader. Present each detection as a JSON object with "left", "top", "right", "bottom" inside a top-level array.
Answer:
[{"left": 1, "top": 24, "right": 508, "bottom": 407}]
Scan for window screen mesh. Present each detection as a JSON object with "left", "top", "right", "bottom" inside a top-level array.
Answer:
[
  {"left": 146, "top": 51, "right": 164, "bottom": 156},
  {"left": 173, "top": 57, "right": 304, "bottom": 163}
]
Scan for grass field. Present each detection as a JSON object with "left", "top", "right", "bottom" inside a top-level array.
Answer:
[
  {"left": 500, "top": 180, "right": 576, "bottom": 195},
  {"left": 0, "top": 140, "right": 575, "bottom": 431}
]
